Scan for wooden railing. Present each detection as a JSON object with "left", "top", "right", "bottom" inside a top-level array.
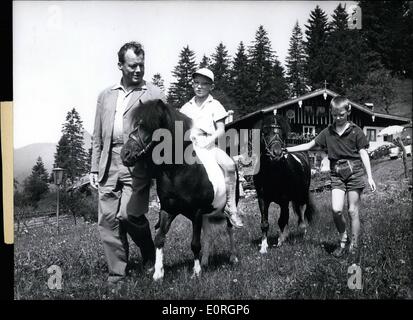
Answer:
[{"left": 14, "top": 213, "right": 74, "bottom": 232}]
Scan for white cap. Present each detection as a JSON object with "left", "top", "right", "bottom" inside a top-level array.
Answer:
[{"left": 192, "top": 68, "right": 214, "bottom": 82}]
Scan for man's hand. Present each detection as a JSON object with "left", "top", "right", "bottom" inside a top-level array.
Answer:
[{"left": 89, "top": 173, "right": 99, "bottom": 189}]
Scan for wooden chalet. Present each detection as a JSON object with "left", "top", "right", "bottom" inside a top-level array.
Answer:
[{"left": 227, "top": 87, "right": 411, "bottom": 168}]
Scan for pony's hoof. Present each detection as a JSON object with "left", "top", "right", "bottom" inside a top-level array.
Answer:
[
  {"left": 153, "top": 269, "right": 164, "bottom": 282},
  {"left": 259, "top": 247, "right": 268, "bottom": 254},
  {"left": 259, "top": 239, "right": 269, "bottom": 254},
  {"left": 277, "top": 239, "right": 285, "bottom": 247},
  {"left": 192, "top": 260, "right": 202, "bottom": 279}
]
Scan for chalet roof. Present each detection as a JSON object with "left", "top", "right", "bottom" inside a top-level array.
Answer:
[
  {"left": 229, "top": 88, "right": 411, "bottom": 127},
  {"left": 65, "top": 174, "right": 91, "bottom": 192}
]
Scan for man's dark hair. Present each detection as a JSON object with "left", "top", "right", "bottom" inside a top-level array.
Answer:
[{"left": 118, "top": 41, "right": 145, "bottom": 64}]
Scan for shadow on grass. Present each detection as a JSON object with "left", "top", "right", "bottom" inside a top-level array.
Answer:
[
  {"left": 320, "top": 241, "right": 340, "bottom": 255},
  {"left": 128, "top": 252, "right": 237, "bottom": 280},
  {"left": 202, "top": 252, "right": 238, "bottom": 272},
  {"left": 250, "top": 229, "right": 312, "bottom": 248}
]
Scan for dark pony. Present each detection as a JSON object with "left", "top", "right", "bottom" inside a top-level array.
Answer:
[
  {"left": 121, "top": 99, "right": 238, "bottom": 281},
  {"left": 253, "top": 112, "right": 315, "bottom": 253}
]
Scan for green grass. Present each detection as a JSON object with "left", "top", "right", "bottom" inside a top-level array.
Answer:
[{"left": 14, "top": 158, "right": 412, "bottom": 299}]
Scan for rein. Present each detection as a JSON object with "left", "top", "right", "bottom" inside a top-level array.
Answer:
[
  {"left": 128, "top": 124, "right": 155, "bottom": 158},
  {"left": 126, "top": 123, "right": 156, "bottom": 180}
]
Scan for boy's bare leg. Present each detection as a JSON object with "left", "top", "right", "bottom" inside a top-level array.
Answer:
[
  {"left": 214, "top": 148, "right": 243, "bottom": 228},
  {"left": 347, "top": 190, "right": 361, "bottom": 251},
  {"left": 331, "top": 189, "right": 348, "bottom": 257},
  {"left": 224, "top": 172, "right": 243, "bottom": 228}
]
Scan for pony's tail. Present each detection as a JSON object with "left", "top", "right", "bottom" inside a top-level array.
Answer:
[{"left": 305, "top": 191, "right": 316, "bottom": 224}]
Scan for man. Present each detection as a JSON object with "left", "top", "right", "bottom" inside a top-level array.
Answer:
[{"left": 90, "top": 41, "right": 166, "bottom": 284}]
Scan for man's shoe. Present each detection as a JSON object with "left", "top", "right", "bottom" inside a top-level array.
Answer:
[{"left": 107, "top": 275, "right": 125, "bottom": 285}]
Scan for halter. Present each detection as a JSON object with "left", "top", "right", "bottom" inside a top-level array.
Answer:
[
  {"left": 128, "top": 123, "right": 155, "bottom": 158},
  {"left": 261, "top": 121, "right": 288, "bottom": 161}
]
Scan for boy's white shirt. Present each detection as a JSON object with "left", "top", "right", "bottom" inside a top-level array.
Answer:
[
  {"left": 180, "top": 94, "right": 228, "bottom": 135},
  {"left": 179, "top": 94, "right": 228, "bottom": 214}
]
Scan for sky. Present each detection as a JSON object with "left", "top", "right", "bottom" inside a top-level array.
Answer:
[{"left": 13, "top": 0, "right": 356, "bottom": 148}]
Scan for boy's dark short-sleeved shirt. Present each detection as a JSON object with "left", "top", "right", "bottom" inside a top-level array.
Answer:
[{"left": 314, "top": 122, "right": 369, "bottom": 161}]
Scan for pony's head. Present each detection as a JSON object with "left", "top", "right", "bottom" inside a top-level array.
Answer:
[
  {"left": 121, "top": 99, "right": 191, "bottom": 167},
  {"left": 260, "top": 113, "right": 290, "bottom": 161}
]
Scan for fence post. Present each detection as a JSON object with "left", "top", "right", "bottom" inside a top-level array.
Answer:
[
  {"left": 394, "top": 137, "right": 408, "bottom": 178},
  {"left": 56, "top": 187, "right": 60, "bottom": 234},
  {"left": 225, "top": 110, "right": 234, "bottom": 124}
]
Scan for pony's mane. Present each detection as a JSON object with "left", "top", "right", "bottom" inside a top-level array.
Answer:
[
  {"left": 262, "top": 114, "right": 290, "bottom": 141},
  {"left": 132, "top": 99, "right": 192, "bottom": 134}
]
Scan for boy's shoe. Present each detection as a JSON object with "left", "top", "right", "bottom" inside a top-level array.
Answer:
[
  {"left": 332, "top": 245, "right": 347, "bottom": 258},
  {"left": 332, "top": 238, "right": 350, "bottom": 258},
  {"left": 225, "top": 210, "right": 244, "bottom": 228},
  {"left": 230, "top": 214, "right": 244, "bottom": 228}
]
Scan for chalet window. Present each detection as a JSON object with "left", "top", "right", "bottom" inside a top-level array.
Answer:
[
  {"left": 366, "top": 128, "right": 376, "bottom": 142},
  {"left": 303, "top": 126, "right": 316, "bottom": 137},
  {"left": 384, "top": 134, "right": 393, "bottom": 142},
  {"left": 316, "top": 106, "right": 326, "bottom": 116},
  {"left": 304, "top": 105, "right": 313, "bottom": 114}
]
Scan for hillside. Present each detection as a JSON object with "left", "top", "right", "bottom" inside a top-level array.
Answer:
[
  {"left": 14, "top": 131, "right": 92, "bottom": 184},
  {"left": 14, "top": 143, "right": 56, "bottom": 184},
  {"left": 389, "top": 78, "right": 412, "bottom": 118}
]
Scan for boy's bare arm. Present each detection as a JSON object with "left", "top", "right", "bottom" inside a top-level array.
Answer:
[
  {"left": 286, "top": 139, "right": 316, "bottom": 153},
  {"left": 214, "top": 121, "right": 226, "bottom": 140},
  {"left": 359, "top": 148, "right": 376, "bottom": 192},
  {"left": 195, "top": 121, "right": 225, "bottom": 149}
]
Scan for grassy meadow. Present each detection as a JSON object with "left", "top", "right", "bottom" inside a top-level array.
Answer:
[{"left": 14, "top": 157, "right": 412, "bottom": 299}]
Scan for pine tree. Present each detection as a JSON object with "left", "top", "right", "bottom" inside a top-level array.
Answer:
[
  {"left": 285, "top": 21, "right": 308, "bottom": 97},
  {"left": 167, "top": 46, "right": 197, "bottom": 108},
  {"left": 85, "top": 145, "right": 93, "bottom": 173},
  {"left": 54, "top": 108, "right": 88, "bottom": 184},
  {"left": 247, "top": 25, "right": 288, "bottom": 110},
  {"left": 199, "top": 55, "right": 211, "bottom": 69},
  {"left": 324, "top": 4, "right": 353, "bottom": 93},
  {"left": 23, "top": 157, "right": 49, "bottom": 205},
  {"left": 210, "top": 42, "right": 231, "bottom": 93},
  {"left": 359, "top": 0, "right": 410, "bottom": 76},
  {"left": 208, "top": 42, "right": 237, "bottom": 114},
  {"left": 327, "top": 4, "right": 370, "bottom": 93},
  {"left": 304, "top": 5, "right": 330, "bottom": 90},
  {"left": 229, "top": 41, "right": 254, "bottom": 117},
  {"left": 401, "top": 1, "right": 413, "bottom": 77},
  {"left": 345, "top": 67, "right": 396, "bottom": 114},
  {"left": 152, "top": 73, "right": 165, "bottom": 93}
]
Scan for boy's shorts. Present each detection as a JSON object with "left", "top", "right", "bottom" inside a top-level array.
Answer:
[{"left": 330, "top": 160, "right": 366, "bottom": 192}]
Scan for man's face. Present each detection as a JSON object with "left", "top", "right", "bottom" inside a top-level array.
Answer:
[
  {"left": 192, "top": 74, "right": 213, "bottom": 98},
  {"left": 331, "top": 106, "right": 349, "bottom": 126},
  {"left": 118, "top": 49, "right": 145, "bottom": 87}
]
